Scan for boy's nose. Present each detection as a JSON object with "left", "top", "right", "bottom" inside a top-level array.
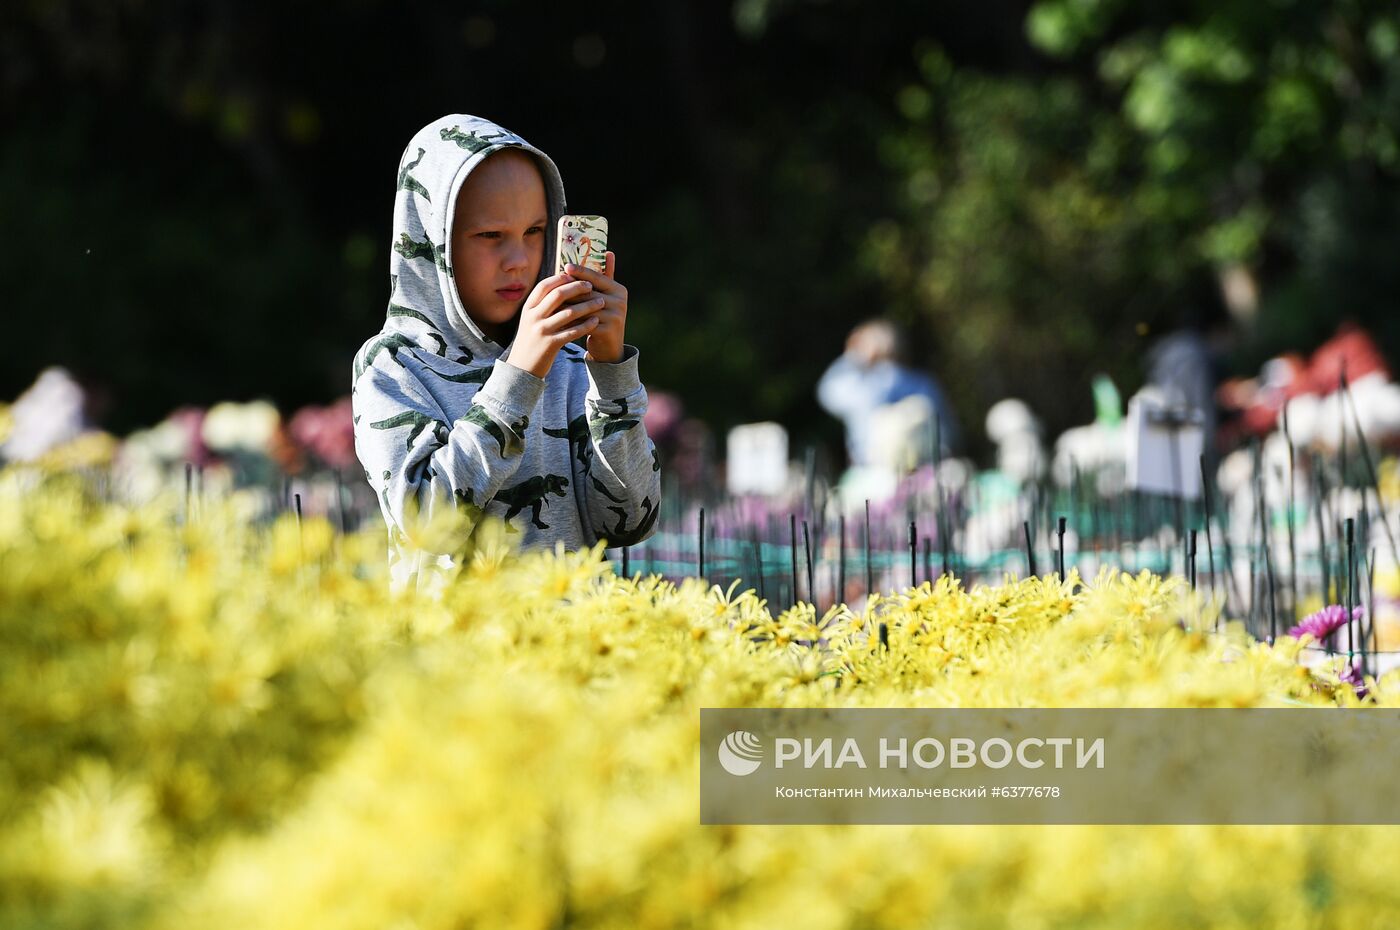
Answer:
[{"left": 503, "top": 243, "right": 529, "bottom": 272}]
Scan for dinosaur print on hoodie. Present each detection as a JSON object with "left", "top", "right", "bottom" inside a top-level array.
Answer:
[{"left": 352, "top": 114, "right": 661, "bottom": 595}]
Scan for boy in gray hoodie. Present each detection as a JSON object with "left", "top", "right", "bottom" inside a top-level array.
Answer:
[{"left": 352, "top": 114, "right": 661, "bottom": 594}]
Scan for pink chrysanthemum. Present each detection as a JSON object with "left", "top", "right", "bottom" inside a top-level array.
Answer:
[{"left": 1288, "top": 604, "right": 1365, "bottom": 643}]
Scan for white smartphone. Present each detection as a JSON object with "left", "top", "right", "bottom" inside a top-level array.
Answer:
[{"left": 555, "top": 214, "right": 609, "bottom": 276}]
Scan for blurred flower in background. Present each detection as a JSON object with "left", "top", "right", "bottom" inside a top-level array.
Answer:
[
  {"left": 199, "top": 400, "right": 283, "bottom": 490},
  {"left": 288, "top": 397, "right": 356, "bottom": 472},
  {"left": 201, "top": 401, "right": 280, "bottom": 456},
  {"left": 0, "top": 367, "right": 93, "bottom": 464},
  {"left": 643, "top": 390, "right": 683, "bottom": 451},
  {"left": 114, "top": 406, "right": 214, "bottom": 501}
]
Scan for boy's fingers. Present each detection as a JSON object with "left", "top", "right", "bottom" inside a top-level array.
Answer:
[
  {"left": 541, "top": 280, "right": 596, "bottom": 315},
  {"left": 529, "top": 272, "right": 577, "bottom": 303},
  {"left": 583, "top": 294, "right": 625, "bottom": 322},
  {"left": 543, "top": 296, "right": 605, "bottom": 332},
  {"left": 604, "top": 250, "right": 615, "bottom": 279},
  {"left": 562, "top": 258, "right": 620, "bottom": 293},
  {"left": 554, "top": 316, "right": 602, "bottom": 343},
  {"left": 562, "top": 262, "right": 602, "bottom": 282}
]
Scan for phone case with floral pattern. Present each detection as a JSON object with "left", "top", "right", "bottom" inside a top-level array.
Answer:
[{"left": 556, "top": 214, "right": 609, "bottom": 275}]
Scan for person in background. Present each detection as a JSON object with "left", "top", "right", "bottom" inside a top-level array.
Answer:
[
  {"left": 816, "top": 319, "right": 958, "bottom": 470},
  {"left": 1145, "top": 300, "right": 1233, "bottom": 465}
]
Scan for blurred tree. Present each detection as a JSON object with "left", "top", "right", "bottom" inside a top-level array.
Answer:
[
  {"left": 864, "top": 48, "right": 1208, "bottom": 450},
  {"left": 1026, "top": 0, "right": 1400, "bottom": 364}
]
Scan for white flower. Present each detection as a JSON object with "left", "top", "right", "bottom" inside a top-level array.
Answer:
[
  {"left": 202, "top": 401, "right": 280, "bottom": 453},
  {"left": 1, "top": 366, "right": 89, "bottom": 461}
]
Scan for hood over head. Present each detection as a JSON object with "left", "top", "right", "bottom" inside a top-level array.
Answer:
[{"left": 382, "top": 114, "right": 567, "bottom": 364}]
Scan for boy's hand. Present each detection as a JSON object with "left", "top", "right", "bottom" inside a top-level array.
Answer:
[
  {"left": 564, "top": 251, "right": 627, "bottom": 364},
  {"left": 508, "top": 272, "right": 606, "bottom": 379}
]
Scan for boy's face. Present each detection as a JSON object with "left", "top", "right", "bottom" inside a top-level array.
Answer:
[{"left": 450, "top": 149, "right": 548, "bottom": 345}]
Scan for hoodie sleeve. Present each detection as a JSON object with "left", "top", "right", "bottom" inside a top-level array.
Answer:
[
  {"left": 353, "top": 351, "right": 545, "bottom": 550},
  {"left": 576, "top": 344, "right": 662, "bottom": 547},
  {"left": 817, "top": 352, "right": 869, "bottom": 417}
]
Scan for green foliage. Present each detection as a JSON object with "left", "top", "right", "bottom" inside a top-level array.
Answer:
[
  {"left": 1027, "top": 0, "right": 1400, "bottom": 290},
  {"left": 866, "top": 57, "right": 1197, "bottom": 441}
]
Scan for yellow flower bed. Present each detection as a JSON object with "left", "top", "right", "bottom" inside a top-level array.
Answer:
[{"left": 2, "top": 470, "right": 1398, "bottom": 929}]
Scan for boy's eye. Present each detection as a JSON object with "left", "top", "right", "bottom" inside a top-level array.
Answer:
[
  {"left": 526, "top": 226, "right": 544, "bottom": 235},
  {"left": 476, "top": 231, "right": 501, "bottom": 239}
]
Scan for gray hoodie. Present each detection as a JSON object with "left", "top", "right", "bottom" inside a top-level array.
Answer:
[{"left": 351, "top": 114, "right": 661, "bottom": 594}]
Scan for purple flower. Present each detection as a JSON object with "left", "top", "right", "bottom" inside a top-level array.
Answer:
[
  {"left": 1338, "top": 658, "right": 1370, "bottom": 700},
  {"left": 1288, "top": 604, "right": 1365, "bottom": 643}
]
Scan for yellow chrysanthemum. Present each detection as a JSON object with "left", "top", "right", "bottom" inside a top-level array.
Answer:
[{"left": 3, "top": 474, "right": 1399, "bottom": 929}]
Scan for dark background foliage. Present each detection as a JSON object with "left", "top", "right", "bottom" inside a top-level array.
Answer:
[{"left": 6, "top": 0, "right": 1400, "bottom": 461}]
